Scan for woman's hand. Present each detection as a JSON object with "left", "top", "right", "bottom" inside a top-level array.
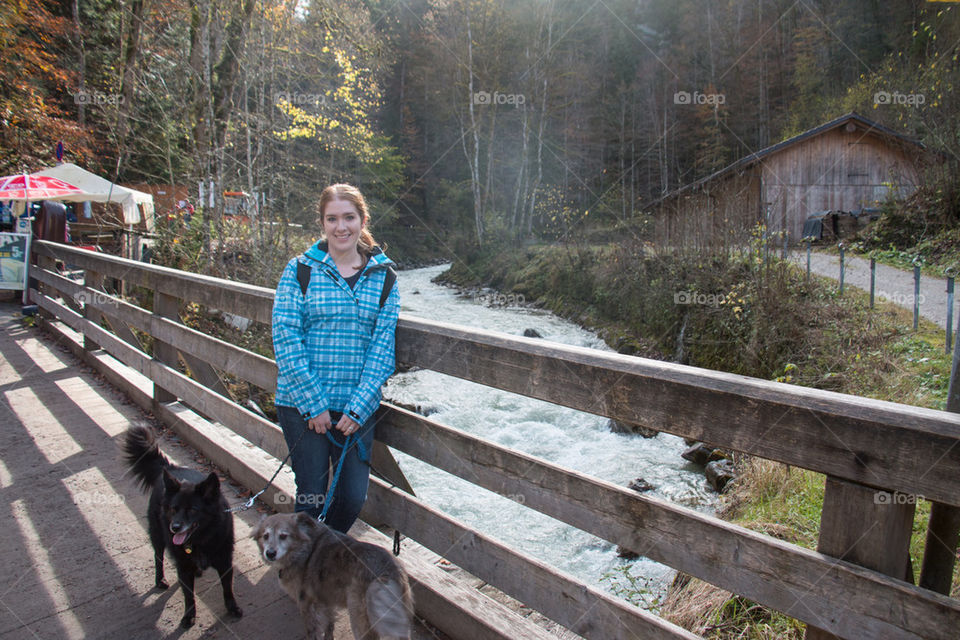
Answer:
[
  {"left": 336, "top": 415, "right": 361, "bottom": 436},
  {"left": 308, "top": 410, "right": 332, "bottom": 434}
]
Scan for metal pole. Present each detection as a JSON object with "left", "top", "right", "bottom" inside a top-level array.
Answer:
[
  {"left": 764, "top": 206, "right": 771, "bottom": 271},
  {"left": 838, "top": 243, "right": 845, "bottom": 295},
  {"left": 806, "top": 239, "right": 811, "bottom": 283},
  {"left": 913, "top": 260, "right": 921, "bottom": 331},
  {"left": 947, "top": 275, "right": 955, "bottom": 354},
  {"left": 870, "top": 258, "right": 876, "bottom": 309}
]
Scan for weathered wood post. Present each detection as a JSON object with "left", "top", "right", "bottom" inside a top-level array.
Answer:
[
  {"left": 83, "top": 268, "right": 102, "bottom": 353},
  {"left": 152, "top": 290, "right": 179, "bottom": 404},
  {"left": 804, "top": 477, "right": 916, "bottom": 640},
  {"left": 919, "top": 327, "right": 960, "bottom": 594}
]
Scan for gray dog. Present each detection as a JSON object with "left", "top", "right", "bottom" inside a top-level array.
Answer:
[{"left": 254, "top": 512, "right": 414, "bottom": 639}]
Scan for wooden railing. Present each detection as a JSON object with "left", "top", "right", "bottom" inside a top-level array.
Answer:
[{"left": 29, "top": 240, "right": 960, "bottom": 640}]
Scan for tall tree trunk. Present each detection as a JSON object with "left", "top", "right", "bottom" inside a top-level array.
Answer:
[
  {"left": 116, "top": 0, "right": 145, "bottom": 168},
  {"left": 189, "top": 0, "right": 212, "bottom": 256},
  {"left": 620, "top": 94, "right": 627, "bottom": 221},
  {"left": 526, "top": 11, "right": 552, "bottom": 237},
  {"left": 482, "top": 105, "right": 497, "bottom": 230},
  {"left": 211, "top": 0, "right": 257, "bottom": 263},
  {"left": 463, "top": 15, "right": 484, "bottom": 244},
  {"left": 511, "top": 101, "right": 529, "bottom": 235},
  {"left": 72, "top": 0, "right": 86, "bottom": 128}
]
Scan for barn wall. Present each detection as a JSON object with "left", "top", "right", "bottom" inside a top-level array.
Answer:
[
  {"left": 651, "top": 169, "right": 762, "bottom": 250},
  {"left": 760, "top": 127, "right": 922, "bottom": 240}
]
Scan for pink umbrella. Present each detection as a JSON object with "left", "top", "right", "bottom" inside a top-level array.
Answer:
[{"left": 0, "top": 173, "right": 86, "bottom": 201}]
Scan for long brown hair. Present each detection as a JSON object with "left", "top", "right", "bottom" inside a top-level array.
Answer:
[{"left": 317, "top": 183, "right": 379, "bottom": 256}]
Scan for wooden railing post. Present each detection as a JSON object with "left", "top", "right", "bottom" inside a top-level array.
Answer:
[
  {"left": 920, "top": 331, "right": 960, "bottom": 594},
  {"left": 83, "top": 269, "right": 103, "bottom": 352},
  {"left": 152, "top": 290, "right": 179, "bottom": 404},
  {"left": 34, "top": 254, "right": 57, "bottom": 318},
  {"left": 805, "top": 476, "right": 916, "bottom": 640}
]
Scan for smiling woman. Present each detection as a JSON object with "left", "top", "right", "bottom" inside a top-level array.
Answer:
[{"left": 271, "top": 183, "right": 400, "bottom": 533}]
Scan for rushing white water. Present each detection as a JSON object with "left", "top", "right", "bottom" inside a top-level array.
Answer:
[{"left": 384, "top": 264, "right": 717, "bottom": 605}]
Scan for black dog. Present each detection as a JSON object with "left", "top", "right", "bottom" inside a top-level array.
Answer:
[{"left": 122, "top": 426, "right": 243, "bottom": 628}]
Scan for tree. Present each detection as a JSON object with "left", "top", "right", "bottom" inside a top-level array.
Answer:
[{"left": 0, "top": 0, "right": 94, "bottom": 172}]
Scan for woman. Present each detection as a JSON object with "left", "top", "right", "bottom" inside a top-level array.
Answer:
[{"left": 272, "top": 184, "right": 400, "bottom": 533}]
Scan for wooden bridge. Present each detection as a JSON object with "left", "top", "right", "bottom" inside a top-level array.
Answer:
[{"left": 7, "top": 239, "right": 960, "bottom": 638}]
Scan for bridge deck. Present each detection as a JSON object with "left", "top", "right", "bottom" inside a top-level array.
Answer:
[{"left": 0, "top": 301, "right": 444, "bottom": 640}]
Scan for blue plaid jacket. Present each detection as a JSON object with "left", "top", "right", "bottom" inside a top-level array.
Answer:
[{"left": 272, "top": 241, "right": 399, "bottom": 424}]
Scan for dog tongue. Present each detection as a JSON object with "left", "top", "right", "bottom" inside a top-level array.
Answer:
[{"left": 172, "top": 531, "right": 189, "bottom": 545}]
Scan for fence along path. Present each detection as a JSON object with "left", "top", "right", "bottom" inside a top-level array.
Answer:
[{"left": 30, "top": 239, "right": 960, "bottom": 640}]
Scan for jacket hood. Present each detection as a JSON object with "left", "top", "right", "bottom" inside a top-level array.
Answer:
[{"left": 303, "top": 240, "right": 394, "bottom": 270}]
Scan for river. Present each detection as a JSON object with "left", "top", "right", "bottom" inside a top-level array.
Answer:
[{"left": 384, "top": 264, "right": 717, "bottom": 604}]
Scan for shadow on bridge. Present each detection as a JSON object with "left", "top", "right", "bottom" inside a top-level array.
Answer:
[{"left": 0, "top": 301, "right": 404, "bottom": 639}]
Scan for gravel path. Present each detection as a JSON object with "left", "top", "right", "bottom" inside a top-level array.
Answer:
[{"left": 789, "top": 250, "right": 959, "bottom": 331}]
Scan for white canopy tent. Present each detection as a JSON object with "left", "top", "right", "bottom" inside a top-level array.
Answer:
[{"left": 32, "top": 163, "right": 155, "bottom": 228}]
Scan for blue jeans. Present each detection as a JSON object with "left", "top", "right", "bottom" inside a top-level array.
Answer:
[{"left": 276, "top": 406, "right": 375, "bottom": 533}]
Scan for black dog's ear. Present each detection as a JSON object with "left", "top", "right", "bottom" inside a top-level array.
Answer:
[
  {"left": 162, "top": 468, "right": 181, "bottom": 494},
  {"left": 295, "top": 512, "right": 318, "bottom": 537},
  {"left": 196, "top": 472, "right": 220, "bottom": 500}
]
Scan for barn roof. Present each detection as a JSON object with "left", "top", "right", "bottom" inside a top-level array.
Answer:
[{"left": 643, "top": 112, "right": 925, "bottom": 209}]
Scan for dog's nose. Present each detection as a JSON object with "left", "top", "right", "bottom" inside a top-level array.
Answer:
[
  {"left": 170, "top": 522, "right": 181, "bottom": 533},
  {"left": 265, "top": 549, "right": 276, "bottom": 561}
]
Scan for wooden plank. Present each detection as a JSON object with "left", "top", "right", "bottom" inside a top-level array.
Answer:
[
  {"left": 152, "top": 290, "right": 178, "bottom": 404},
  {"left": 394, "top": 316, "right": 960, "bottom": 507},
  {"left": 370, "top": 440, "right": 416, "bottom": 497},
  {"left": 180, "top": 351, "right": 232, "bottom": 400},
  {"left": 152, "top": 366, "right": 288, "bottom": 460},
  {"left": 31, "top": 267, "right": 277, "bottom": 391},
  {"left": 362, "top": 478, "right": 699, "bottom": 640},
  {"left": 101, "top": 314, "right": 143, "bottom": 351},
  {"left": 920, "top": 343, "right": 960, "bottom": 594},
  {"left": 82, "top": 269, "right": 102, "bottom": 352},
  {"left": 33, "top": 240, "right": 275, "bottom": 324},
  {"left": 374, "top": 404, "right": 960, "bottom": 640},
  {"left": 920, "top": 503, "right": 960, "bottom": 594},
  {"left": 817, "top": 477, "right": 915, "bottom": 578},
  {"left": 806, "top": 476, "right": 916, "bottom": 639}
]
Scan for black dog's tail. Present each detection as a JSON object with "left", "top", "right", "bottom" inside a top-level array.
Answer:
[{"left": 122, "top": 426, "right": 172, "bottom": 493}]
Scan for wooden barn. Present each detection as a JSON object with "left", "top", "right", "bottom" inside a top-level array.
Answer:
[{"left": 644, "top": 112, "right": 929, "bottom": 249}]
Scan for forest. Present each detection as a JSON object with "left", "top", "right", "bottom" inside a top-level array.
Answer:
[
  {"left": 2, "top": 0, "right": 958, "bottom": 259},
  {"left": 6, "top": 4, "right": 960, "bottom": 635}
]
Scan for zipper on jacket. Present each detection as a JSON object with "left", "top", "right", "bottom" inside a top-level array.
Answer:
[{"left": 320, "top": 262, "right": 386, "bottom": 306}]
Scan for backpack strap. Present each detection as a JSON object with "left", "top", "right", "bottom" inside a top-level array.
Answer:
[
  {"left": 298, "top": 259, "right": 396, "bottom": 309},
  {"left": 379, "top": 267, "right": 397, "bottom": 309},
  {"left": 296, "top": 260, "right": 311, "bottom": 297}
]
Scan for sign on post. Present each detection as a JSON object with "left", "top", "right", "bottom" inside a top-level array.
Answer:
[{"left": 0, "top": 232, "right": 31, "bottom": 304}]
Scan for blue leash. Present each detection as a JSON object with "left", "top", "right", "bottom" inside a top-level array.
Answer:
[
  {"left": 225, "top": 424, "right": 368, "bottom": 515},
  {"left": 318, "top": 429, "right": 369, "bottom": 523}
]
